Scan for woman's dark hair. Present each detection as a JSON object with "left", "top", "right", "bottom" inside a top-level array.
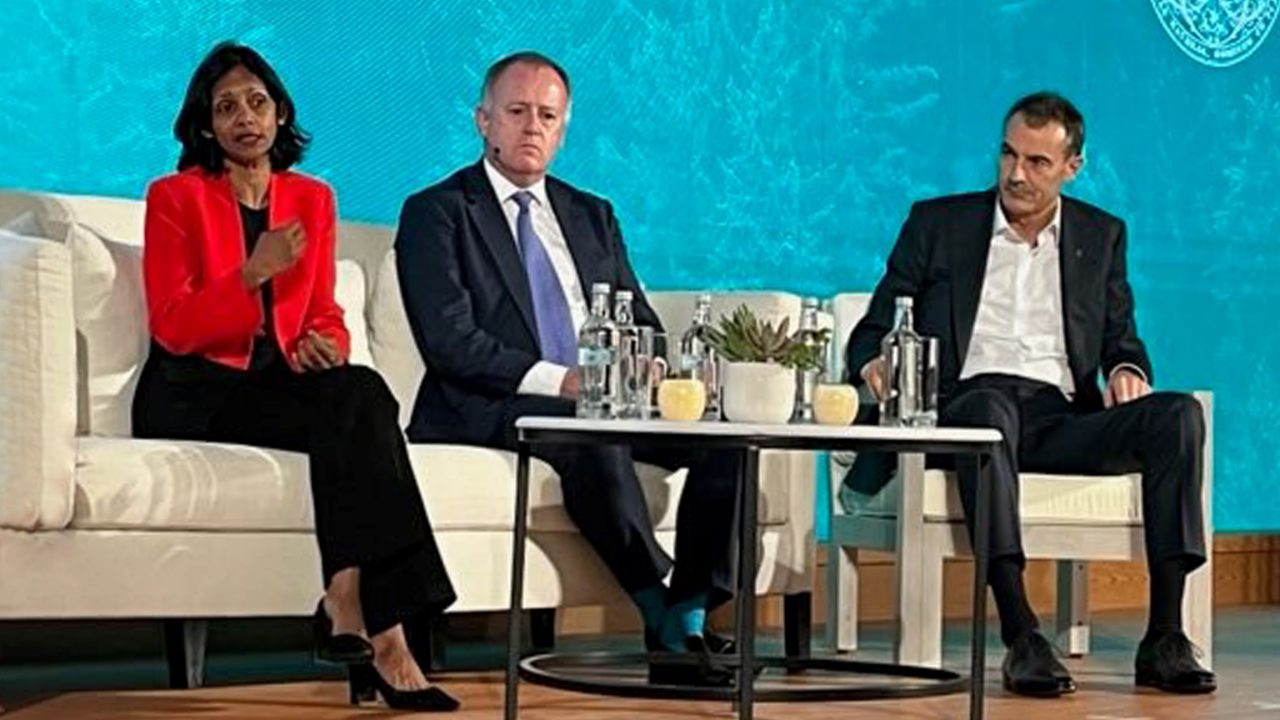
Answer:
[{"left": 174, "top": 41, "right": 310, "bottom": 172}]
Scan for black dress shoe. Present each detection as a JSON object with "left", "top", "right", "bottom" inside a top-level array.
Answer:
[
  {"left": 1135, "top": 631, "right": 1216, "bottom": 694},
  {"left": 648, "top": 635, "right": 735, "bottom": 687},
  {"left": 1002, "top": 631, "right": 1075, "bottom": 698},
  {"left": 348, "top": 663, "right": 460, "bottom": 711},
  {"left": 312, "top": 600, "right": 374, "bottom": 665},
  {"left": 645, "top": 628, "right": 736, "bottom": 655},
  {"left": 703, "top": 631, "right": 736, "bottom": 655}
]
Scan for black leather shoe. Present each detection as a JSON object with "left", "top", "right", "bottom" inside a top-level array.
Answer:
[
  {"left": 645, "top": 628, "right": 736, "bottom": 655},
  {"left": 703, "top": 631, "right": 736, "bottom": 655},
  {"left": 648, "top": 635, "right": 735, "bottom": 687},
  {"left": 1001, "top": 631, "right": 1075, "bottom": 698},
  {"left": 348, "top": 663, "right": 460, "bottom": 711},
  {"left": 313, "top": 600, "right": 374, "bottom": 665},
  {"left": 1135, "top": 631, "right": 1216, "bottom": 694}
]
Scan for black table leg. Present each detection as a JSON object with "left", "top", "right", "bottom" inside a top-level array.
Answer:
[
  {"left": 736, "top": 445, "right": 760, "bottom": 719},
  {"left": 504, "top": 440, "right": 533, "bottom": 720},
  {"left": 969, "top": 452, "right": 990, "bottom": 720}
]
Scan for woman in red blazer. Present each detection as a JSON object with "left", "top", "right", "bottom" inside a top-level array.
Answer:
[{"left": 132, "top": 43, "right": 457, "bottom": 712}]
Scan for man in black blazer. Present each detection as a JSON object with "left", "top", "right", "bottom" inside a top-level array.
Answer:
[
  {"left": 844, "top": 93, "right": 1213, "bottom": 697},
  {"left": 394, "top": 52, "right": 738, "bottom": 685}
]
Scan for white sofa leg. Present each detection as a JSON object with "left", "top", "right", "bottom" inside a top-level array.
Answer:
[
  {"left": 894, "top": 453, "right": 943, "bottom": 668},
  {"left": 826, "top": 542, "right": 860, "bottom": 653},
  {"left": 1054, "top": 560, "right": 1090, "bottom": 657}
]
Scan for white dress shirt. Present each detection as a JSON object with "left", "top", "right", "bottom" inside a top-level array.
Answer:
[
  {"left": 482, "top": 159, "right": 588, "bottom": 397},
  {"left": 960, "top": 200, "right": 1076, "bottom": 395}
]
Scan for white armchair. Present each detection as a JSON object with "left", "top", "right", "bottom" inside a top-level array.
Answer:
[{"left": 823, "top": 292, "right": 1214, "bottom": 669}]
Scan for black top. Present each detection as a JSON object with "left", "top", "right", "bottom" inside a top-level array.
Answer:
[{"left": 241, "top": 203, "right": 280, "bottom": 372}]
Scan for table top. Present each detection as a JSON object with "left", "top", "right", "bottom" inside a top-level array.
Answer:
[{"left": 514, "top": 416, "right": 1001, "bottom": 451}]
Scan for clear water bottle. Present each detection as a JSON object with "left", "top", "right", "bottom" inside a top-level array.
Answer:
[
  {"left": 612, "top": 290, "right": 643, "bottom": 419},
  {"left": 793, "top": 297, "right": 824, "bottom": 423},
  {"left": 678, "top": 293, "right": 720, "bottom": 419},
  {"left": 576, "top": 283, "right": 616, "bottom": 419},
  {"left": 880, "top": 296, "right": 920, "bottom": 427}
]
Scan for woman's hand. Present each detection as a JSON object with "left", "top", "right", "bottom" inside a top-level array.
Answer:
[
  {"left": 242, "top": 220, "right": 306, "bottom": 289},
  {"left": 294, "top": 330, "right": 346, "bottom": 372}
]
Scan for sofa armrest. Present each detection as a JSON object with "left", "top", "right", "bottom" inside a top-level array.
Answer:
[{"left": 0, "top": 232, "right": 77, "bottom": 529}]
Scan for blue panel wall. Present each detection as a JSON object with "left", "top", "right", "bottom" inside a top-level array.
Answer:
[{"left": 3, "top": 0, "right": 1277, "bottom": 531}]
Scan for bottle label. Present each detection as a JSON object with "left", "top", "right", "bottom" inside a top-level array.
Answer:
[{"left": 578, "top": 347, "right": 613, "bottom": 366}]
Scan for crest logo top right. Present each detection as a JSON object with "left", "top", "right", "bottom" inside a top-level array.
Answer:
[{"left": 1150, "top": 0, "right": 1279, "bottom": 67}]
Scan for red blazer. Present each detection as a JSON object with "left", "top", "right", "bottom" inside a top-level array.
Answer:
[{"left": 143, "top": 167, "right": 350, "bottom": 371}]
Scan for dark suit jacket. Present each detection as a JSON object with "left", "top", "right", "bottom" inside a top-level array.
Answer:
[
  {"left": 843, "top": 190, "right": 1152, "bottom": 494},
  {"left": 394, "top": 160, "right": 661, "bottom": 445}
]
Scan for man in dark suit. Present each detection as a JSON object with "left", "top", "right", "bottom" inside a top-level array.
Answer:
[
  {"left": 844, "top": 92, "right": 1214, "bottom": 697},
  {"left": 393, "top": 51, "right": 738, "bottom": 685}
]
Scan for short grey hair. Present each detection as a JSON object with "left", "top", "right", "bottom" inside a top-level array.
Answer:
[{"left": 477, "top": 51, "right": 573, "bottom": 123}]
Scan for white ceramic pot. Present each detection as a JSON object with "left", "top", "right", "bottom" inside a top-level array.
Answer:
[{"left": 721, "top": 361, "right": 796, "bottom": 424}]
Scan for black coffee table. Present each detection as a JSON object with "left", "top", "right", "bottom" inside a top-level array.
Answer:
[{"left": 503, "top": 417, "right": 1002, "bottom": 720}]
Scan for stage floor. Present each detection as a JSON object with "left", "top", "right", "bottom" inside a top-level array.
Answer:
[{"left": 5, "top": 606, "right": 1279, "bottom": 719}]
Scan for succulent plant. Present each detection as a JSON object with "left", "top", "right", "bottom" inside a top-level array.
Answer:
[{"left": 705, "top": 304, "right": 829, "bottom": 371}]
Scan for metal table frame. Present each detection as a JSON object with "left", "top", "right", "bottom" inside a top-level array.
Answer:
[{"left": 502, "top": 419, "right": 1001, "bottom": 720}]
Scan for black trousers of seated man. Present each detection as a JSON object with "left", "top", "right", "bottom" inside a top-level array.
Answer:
[
  {"left": 937, "top": 374, "right": 1206, "bottom": 645},
  {"left": 498, "top": 396, "right": 742, "bottom": 611}
]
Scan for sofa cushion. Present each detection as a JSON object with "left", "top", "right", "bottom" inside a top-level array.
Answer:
[
  {"left": 70, "top": 437, "right": 788, "bottom": 533},
  {"left": 71, "top": 437, "right": 315, "bottom": 532},
  {"left": 407, "top": 444, "right": 690, "bottom": 532},
  {"left": 0, "top": 230, "right": 77, "bottom": 530},
  {"left": 67, "top": 224, "right": 148, "bottom": 436},
  {"left": 841, "top": 467, "right": 1143, "bottom": 525},
  {"left": 335, "top": 259, "right": 374, "bottom": 368},
  {"left": 368, "top": 250, "right": 425, "bottom": 428},
  {"left": 54, "top": 194, "right": 145, "bottom": 248}
]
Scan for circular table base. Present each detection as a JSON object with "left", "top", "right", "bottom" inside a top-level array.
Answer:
[{"left": 519, "top": 651, "right": 967, "bottom": 702}]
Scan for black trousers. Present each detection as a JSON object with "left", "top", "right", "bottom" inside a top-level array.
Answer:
[
  {"left": 133, "top": 355, "right": 456, "bottom": 635},
  {"left": 499, "top": 396, "right": 741, "bottom": 609},
  {"left": 939, "top": 374, "right": 1207, "bottom": 572}
]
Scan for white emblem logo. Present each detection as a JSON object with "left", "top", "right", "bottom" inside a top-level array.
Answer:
[{"left": 1151, "top": 0, "right": 1279, "bottom": 67}]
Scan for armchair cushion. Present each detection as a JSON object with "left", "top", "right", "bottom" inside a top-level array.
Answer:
[{"left": 837, "top": 464, "right": 1143, "bottom": 525}]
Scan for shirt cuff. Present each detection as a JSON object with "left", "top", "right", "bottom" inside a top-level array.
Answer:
[
  {"left": 1109, "top": 363, "right": 1148, "bottom": 385},
  {"left": 518, "top": 361, "right": 571, "bottom": 397}
]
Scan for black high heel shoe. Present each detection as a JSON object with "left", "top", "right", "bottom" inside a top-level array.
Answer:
[
  {"left": 348, "top": 663, "right": 460, "bottom": 711},
  {"left": 312, "top": 600, "right": 374, "bottom": 664}
]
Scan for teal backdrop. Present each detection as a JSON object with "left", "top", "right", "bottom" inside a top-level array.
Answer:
[{"left": 2, "top": 0, "right": 1278, "bottom": 533}]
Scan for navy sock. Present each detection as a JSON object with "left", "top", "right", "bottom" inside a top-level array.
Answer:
[{"left": 632, "top": 585, "right": 668, "bottom": 632}]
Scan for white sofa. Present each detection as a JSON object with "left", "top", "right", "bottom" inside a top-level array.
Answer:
[{"left": 0, "top": 191, "right": 817, "bottom": 685}]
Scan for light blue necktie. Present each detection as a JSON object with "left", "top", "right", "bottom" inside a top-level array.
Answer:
[{"left": 512, "top": 191, "right": 577, "bottom": 366}]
